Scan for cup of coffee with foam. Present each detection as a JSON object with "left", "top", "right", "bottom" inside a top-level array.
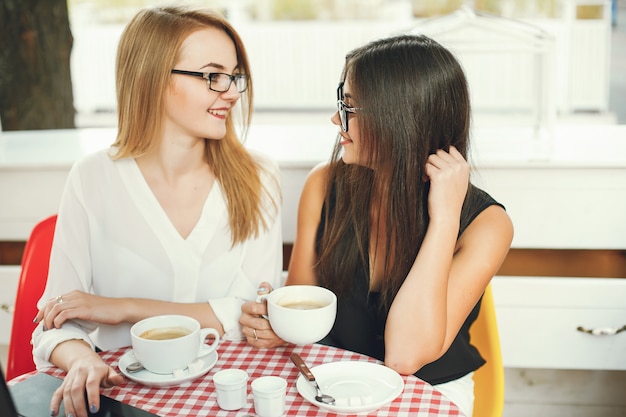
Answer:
[
  {"left": 130, "top": 314, "right": 219, "bottom": 374},
  {"left": 257, "top": 285, "right": 337, "bottom": 345}
]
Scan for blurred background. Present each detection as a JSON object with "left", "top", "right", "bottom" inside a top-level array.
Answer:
[
  {"left": 1, "top": 1, "right": 625, "bottom": 416},
  {"left": 62, "top": 0, "right": 624, "bottom": 131}
]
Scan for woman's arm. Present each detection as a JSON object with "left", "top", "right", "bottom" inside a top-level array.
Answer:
[
  {"left": 286, "top": 162, "right": 328, "bottom": 285},
  {"left": 384, "top": 147, "right": 514, "bottom": 375},
  {"left": 239, "top": 162, "right": 328, "bottom": 347},
  {"left": 49, "top": 339, "right": 123, "bottom": 417},
  {"left": 37, "top": 293, "right": 220, "bottom": 333}
]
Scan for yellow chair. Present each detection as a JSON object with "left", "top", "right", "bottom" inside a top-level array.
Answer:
[{"left": 469, "top": 283, "right": 505, "bottom": 417}]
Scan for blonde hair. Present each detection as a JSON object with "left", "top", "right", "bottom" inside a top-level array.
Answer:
[{"left": 112, "top": 5, "right": 278, "bottom": 245}]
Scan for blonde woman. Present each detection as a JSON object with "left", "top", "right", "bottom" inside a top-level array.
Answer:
[{"left": 33, "top": 6, "right": 282, "bottom": 417}]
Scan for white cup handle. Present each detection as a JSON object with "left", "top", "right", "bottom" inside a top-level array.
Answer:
[
  {"left": 197, "top": 328, "right": 220, "bottom": 358},
  {"left": 256, "top": 293, "right": 270, "bottom": 320}
]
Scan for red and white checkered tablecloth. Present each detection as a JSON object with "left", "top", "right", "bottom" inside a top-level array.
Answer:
[{"left": 20, "top": 340, "right": 463, "bottom": 416}]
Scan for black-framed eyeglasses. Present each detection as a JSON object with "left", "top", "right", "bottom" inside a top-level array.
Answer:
[
  {"left": 171, "top": 69, "right": 248, "bottom": 93},
  {"left": 337, "top": 82, "right": 361, "bottom": 132}
]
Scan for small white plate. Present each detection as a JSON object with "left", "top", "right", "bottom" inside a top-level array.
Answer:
[
  {"left": 296, "top": 361, "right": 404, "bottom": 415},
  {"left": 118, "top": 349, "right": 218, "bottom": 388}
]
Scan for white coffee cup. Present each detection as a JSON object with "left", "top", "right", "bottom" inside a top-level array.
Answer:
[
  {"left": 213, "top": 369, "right": 249, "bottom": 411},
  {"left": 130, "top": 314, "right": 219, "bottom": 374},
  {"left": 252, "top": 376, "right": 287, "bottom": 417},
  {"left": 257, "top": 285, "right": 337, "bottom": 345}
]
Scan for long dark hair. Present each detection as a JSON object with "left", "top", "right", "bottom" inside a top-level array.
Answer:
[{"left": 317, "top": 34, "right": 471, "bottom": 308}]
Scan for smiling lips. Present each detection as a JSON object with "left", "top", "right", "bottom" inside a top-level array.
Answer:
[
  {"left": 208, "top": 108, "right": 228, "bottom": 119},
  {"left": 340, "top": 135, "right": 353, "bottom": 146}
]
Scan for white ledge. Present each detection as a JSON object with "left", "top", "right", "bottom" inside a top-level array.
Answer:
[{"left": 2, "top": 123, "right": 626, "bottom": 170}]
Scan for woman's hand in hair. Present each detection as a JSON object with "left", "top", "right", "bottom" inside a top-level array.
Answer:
[{"left": 424, "top": 146, "right": 469, "bottom": 224}]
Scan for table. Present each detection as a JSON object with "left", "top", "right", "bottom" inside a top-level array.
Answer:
[{"left": 13, "top": 340, "right": 463, "bottom": 416}]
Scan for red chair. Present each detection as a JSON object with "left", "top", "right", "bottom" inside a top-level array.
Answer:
[{"left": 6, "top": 215, "right": 57, "bottom": 380}]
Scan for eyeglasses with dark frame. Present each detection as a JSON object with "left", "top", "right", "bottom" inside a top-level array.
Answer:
[
  {"left": 336, "top": 82, "right": 361, "bottom": 132},
  {"left": 171, "top": 69, "right": 249, "bottom": 93}
]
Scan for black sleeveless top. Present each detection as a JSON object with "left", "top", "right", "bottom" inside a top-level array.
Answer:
[{"left": 316, "top": 184, "right": 504, "bottom": 385}]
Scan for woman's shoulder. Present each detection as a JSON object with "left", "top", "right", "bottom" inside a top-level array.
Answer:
[
  {"left": 71, "top": 147, "right": 118, "bottom": 173},
  {"left": 301, "top": 161, "right": 330, "bottom": 192},
  {"left": 307, "top": 161, "right": 330, "bottom": 181},
  {"left": 460, "top": 185, "right": 506, "bottom": 232},
  {"left": 466, "top": 184, "right": 504, "bottom": 210},
  {"left": 461, "top": 184, "right": 513, "bottom": 241},
  {"left": 245, "top": 149, "right": 282, "bottom": 208},
  {"left": 295, "top": 162, "right": 330, "bottom": 208}
]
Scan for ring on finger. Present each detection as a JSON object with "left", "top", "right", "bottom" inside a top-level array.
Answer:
[
  {"left": 252, "top": 328, "right": 258, "bottom": 340},
  {"left": 56, "top": 295, "right": 63, "bottom": 304}
]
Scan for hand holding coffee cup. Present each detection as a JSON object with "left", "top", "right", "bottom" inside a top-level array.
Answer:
[
  {"left": 130, "top": 314, "right": 219, "bottom": 374},
  {"left": 257, "top": 285, "right": 336, "bottom": 345}
]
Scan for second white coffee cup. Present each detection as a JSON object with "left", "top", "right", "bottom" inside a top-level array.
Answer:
[
  {"left": 130, "top": 314, "right": 219, "bottom": 374},
  {"left": 252, "top": 376, "right": 287, "bottom": 417},
  {"left": 257, "top": 285, "right": 337, "bottom": 345}
]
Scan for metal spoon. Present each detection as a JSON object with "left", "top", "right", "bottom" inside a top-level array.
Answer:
[
  {"left": 125, "top": 361, "right": 145, "bottom": 373},
  {"left": 290, "top": 352, "right": 335, "bottom": 405}
]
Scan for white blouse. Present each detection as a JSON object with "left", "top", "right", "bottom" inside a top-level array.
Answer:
[{"left": 32, "top": 147, "right": 283, "bottom": 368}]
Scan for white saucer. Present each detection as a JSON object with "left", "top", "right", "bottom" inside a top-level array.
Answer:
[
  {"left": 118, "top": 349, "right": 218, "bottom": 388},
  {"left": 296, "top": 361, "right": 404, "bottom": 415}
]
